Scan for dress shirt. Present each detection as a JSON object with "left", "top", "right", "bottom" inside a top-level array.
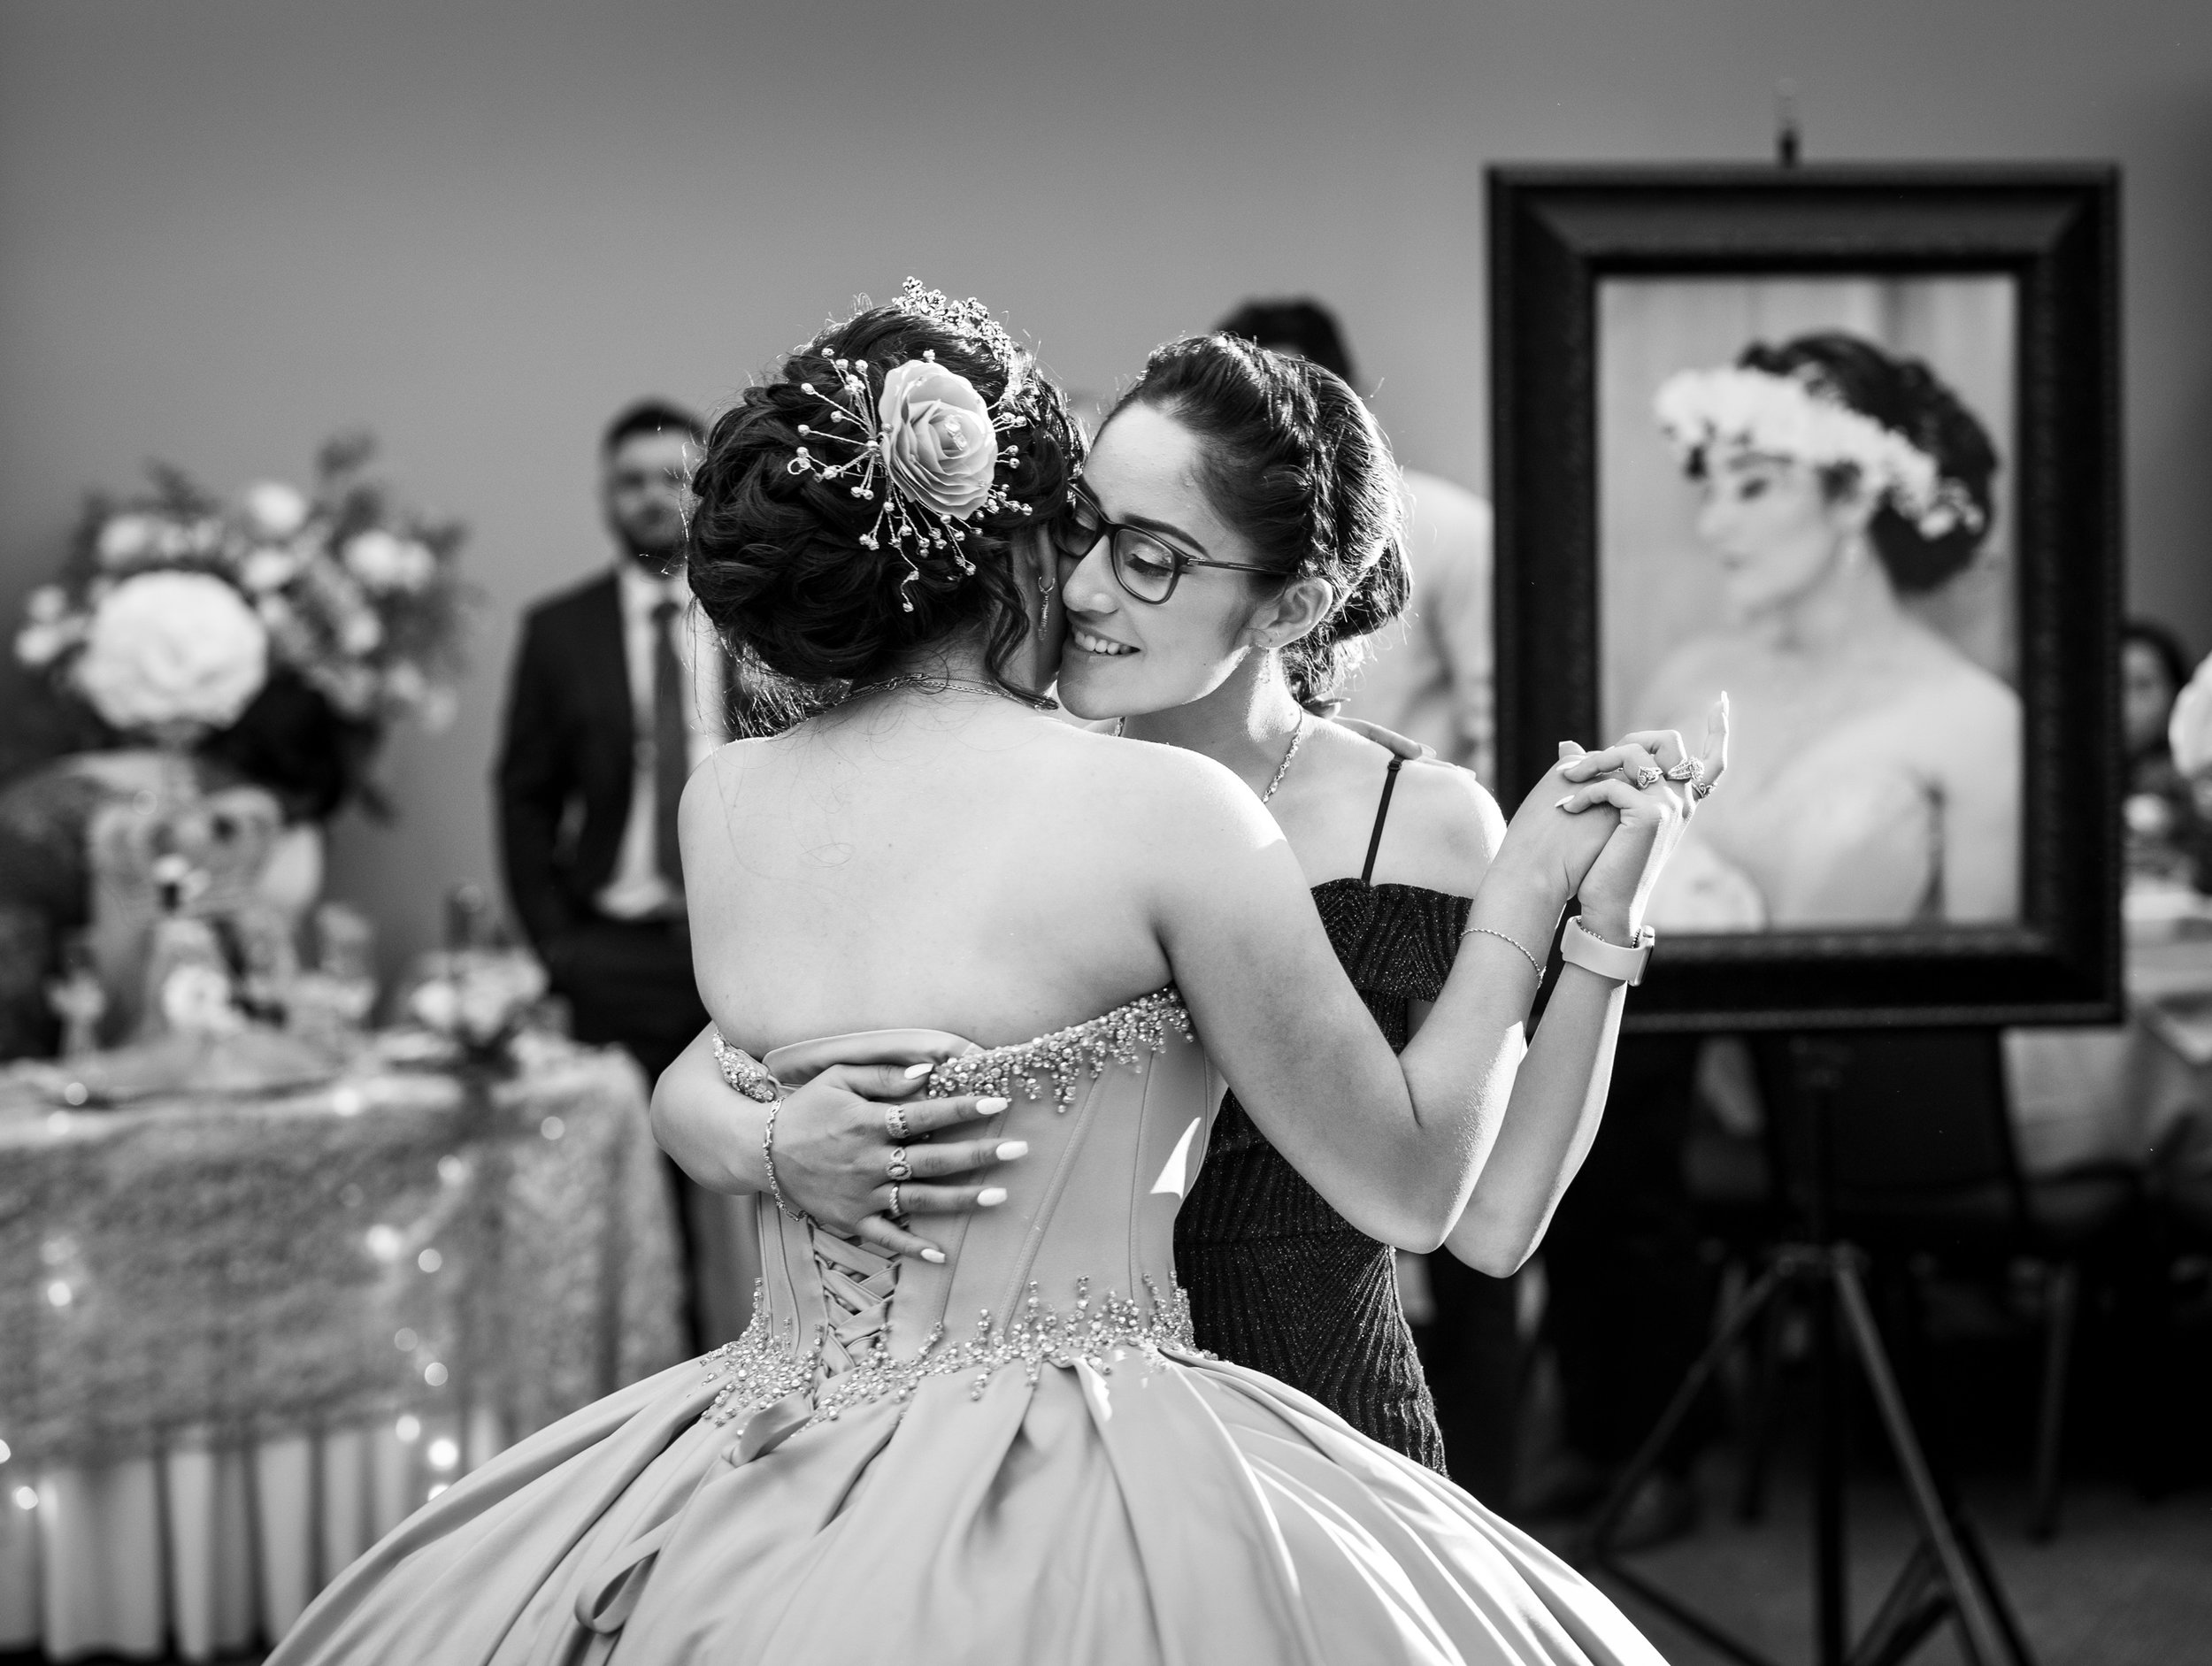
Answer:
[
  {"left": 1339, "top": 470, "right": 1495, "bottom": 781},
  {"left": 595, "top": 561, "right": 727, "bottom": 920}
]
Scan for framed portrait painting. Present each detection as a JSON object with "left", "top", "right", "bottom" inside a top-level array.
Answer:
[{"left": 1489, "top": 166, "right": 2120, "bottom": 1028}]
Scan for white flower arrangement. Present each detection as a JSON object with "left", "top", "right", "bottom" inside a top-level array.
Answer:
[
  {"left": 1655, "top": 365, "right": 1985, "bottom": 541},
  {"left": 15, "top": 434, "right": 470, "bottom": 759},
  {"left": 2170, "top": 651, "right": 2212, "bottom": 779},
  {"left": 73, "top": 571, "right": 270, "bottom": 733}
]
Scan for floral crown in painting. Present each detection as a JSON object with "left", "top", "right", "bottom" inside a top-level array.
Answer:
[
  {"left": 1655, "top": 363, "right": 1986, "bottom": 541},
  {"left": 786, "top": 279, "right": 1038, "bottom": 610}
]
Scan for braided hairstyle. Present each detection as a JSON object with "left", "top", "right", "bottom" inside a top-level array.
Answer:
[
  {"left": 1736, "top": 332, "right": 1998, "bottom": 594},
  {"left": 687, "top": 303, "right": 1082, "bottom": 730},
  {"left": 1111, "top": 334, "right": 1408, "bottom": 705}
]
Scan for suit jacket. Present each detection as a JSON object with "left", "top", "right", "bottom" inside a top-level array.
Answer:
[{"left": 495, "top": 573, "right": 634, "bottom": 956}]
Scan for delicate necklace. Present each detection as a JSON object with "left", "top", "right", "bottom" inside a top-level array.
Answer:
[
  {"left": 1111, "top": 713, "right": 1310, "bottom": 803},
  {"left": 843, "top": 673, "right": 1058, "bottom": 712},
  {"left": 1260, "top": 715, "right": 1310, "bottom": 804}
]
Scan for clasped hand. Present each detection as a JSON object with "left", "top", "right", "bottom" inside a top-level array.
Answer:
[
  {"left": 766, "top": 1063, "right": 1028, "bottom": 1262},
  {"left": 1491, "top": 695, "right": 1731, "bottom": 938}
]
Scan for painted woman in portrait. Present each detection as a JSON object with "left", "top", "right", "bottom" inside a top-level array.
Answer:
[{"left": 1632, "top": 331, "right": 2020, "bottom": 929}]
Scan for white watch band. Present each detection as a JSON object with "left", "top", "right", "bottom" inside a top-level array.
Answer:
[{"left": 1559, "top": 916, "right": 1655, "bottom": 987}]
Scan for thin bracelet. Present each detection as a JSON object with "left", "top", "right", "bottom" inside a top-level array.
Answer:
[
  {"left": 761, "top": 1095, "right": 811, "bottom": 1225},
  {"left": 1461, "top": 923, "right": 1545, "bottom": 982}
]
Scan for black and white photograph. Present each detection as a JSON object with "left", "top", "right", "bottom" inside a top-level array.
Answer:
[
  {"left": 4, "top": 7, "right": 2212, "bottom": 1666},
  {"left": 1599, "top": 274, "right": 2022, "bottom": 933}
]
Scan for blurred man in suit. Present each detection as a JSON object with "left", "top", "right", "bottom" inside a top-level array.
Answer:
[{"left": 495, "top": 398, "right": 741, "bottom": 1347}]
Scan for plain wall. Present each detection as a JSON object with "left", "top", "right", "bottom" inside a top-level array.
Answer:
[{"left": 4, "top": 0, "right": 2210, "bottom": 975}]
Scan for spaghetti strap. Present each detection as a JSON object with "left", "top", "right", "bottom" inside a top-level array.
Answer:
[{"left": 1359, "top": 756, "right": 1406, "bottom": 885}]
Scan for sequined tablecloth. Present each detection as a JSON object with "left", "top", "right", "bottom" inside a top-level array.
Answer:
[{"left": 0, "top": 1041, "right": 687, "bottom": 1470}]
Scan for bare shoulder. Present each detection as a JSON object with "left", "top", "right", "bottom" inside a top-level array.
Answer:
[
  {"left": 1372, "top": 756, "right": 1503, "bottom": 897},
  {"left": 1901, "top": 641, "right": 2021, "bottom": 750},
  {"left": 1075, "top": 724, "right": 1283, "bottom": 853}
]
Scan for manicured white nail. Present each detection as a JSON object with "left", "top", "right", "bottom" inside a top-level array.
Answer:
[
  {"left": 902, "top": 1062, "right": 934, "bottom": 1079},
  {"left": 978, "top": 1187, "right": 1009, "bottom": 1207},
  {"left": 920, "top": 1247, "right": 946, "bottom": 1263},
  {"left": 977, "top": 1096, "right": 1010, "bottom": 1115},
  {"left": 1555, "top": 795, "right": 1576, "bottom": 810},
  {"left": 996, "top": 1140, "right": 1029, "bottom": 1161}
]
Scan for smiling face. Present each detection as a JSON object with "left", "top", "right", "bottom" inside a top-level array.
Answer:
[
  {"left": 1055, "top": 403, "right": 1292, "bottom": 719},
  {"left": 1693, "top": 445, "right": 1871, "bottom": 618}
]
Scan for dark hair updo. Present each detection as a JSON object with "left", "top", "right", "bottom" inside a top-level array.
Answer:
[
  {"left": 687, "top": 296, "right": 1081, "bottom": 726},
  {"left": 1113, "top": 334, "right": 1408, "bottom": 705},
  {"left": 1736, "top": 331, "right": 1999, "bottom": 595}
]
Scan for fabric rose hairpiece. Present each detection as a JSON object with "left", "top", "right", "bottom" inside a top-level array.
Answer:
[
  {"left": 786, "top": 280, "right": 1033, "bottom": 611},
  {"left": 1655, "top": 365, "right": 1986, "bottom": 541}
]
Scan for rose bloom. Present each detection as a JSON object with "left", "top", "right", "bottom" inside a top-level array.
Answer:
[
  {"left": 339, "top": 609, "right": 384, "bottom": 656},
  {"left": 15, "top": 618, "right": 82, "bottom": 670},
  {"left": 876, "top": 360, "right": 998, "bottom": 519},
  {"left": 2171, "top": 651, "right": 2212, "bottom": 777},
  {"left": 342, "top": 529, "right": 436, "bottom": 593},
  {"left": 96, "top": 514, "right": 162, "bottom": 567},
  {"left": 242, "top": 480, "right": 311, "bottom": 539},
  {"left": 240, "top": 546, "right": 301, "bottom": 593},
  {"left": 73, "top": 570, "right": 269, "bottom": 732}
]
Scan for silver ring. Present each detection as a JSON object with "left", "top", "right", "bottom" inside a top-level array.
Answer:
[
  {"left": 1664, "top": 756, "right": 1703, "bottom": 784},
  {"left": 885, "top": 1104, "right": 910, "bottom": 1142},
  {"left": 1633, "top": 765, "right": 1664, "bottom": 792},
  {"left": 886, "top": 1148, "right": 913, "bottom": 1183},
  {"left": 1691, "top": 777, "right": 1716, "bottom": 800},
  {"left": 887, "top": 1182, "right": 904, "bottom": 1220}
]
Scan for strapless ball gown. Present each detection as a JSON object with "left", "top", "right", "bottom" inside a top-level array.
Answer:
[{"left": 270, "top": 992, "right": 1663, "bottom": 1665}]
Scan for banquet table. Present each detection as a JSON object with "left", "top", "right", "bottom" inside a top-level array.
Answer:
[{"left": 0, "top": 1039, "right": 687, "bottom": 1661}]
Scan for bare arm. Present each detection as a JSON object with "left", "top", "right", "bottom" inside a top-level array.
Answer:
[
  {"left": 1937, "top": 687, "right": 2022, "bottom": 923},
  {"left": 1154, "top": 709, "right": 1721, "bottom": 1255},
  {"left": 650, "top": 1025, "right": 1025, "bottom": 1262},
  {"left": 1388, "top": 762, "right": 1640, "bottom": 1276}
]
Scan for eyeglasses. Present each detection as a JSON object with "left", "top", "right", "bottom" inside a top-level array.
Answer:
[{"left": 1048, "top": 482, "right": 1283, "bottom": 604}]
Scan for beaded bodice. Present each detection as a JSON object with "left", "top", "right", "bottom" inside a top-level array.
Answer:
[{"left": 702, "top": 990, "right": 1215, "bottom": 1450}]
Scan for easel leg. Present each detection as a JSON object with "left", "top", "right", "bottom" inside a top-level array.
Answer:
[{"left": 1833, "top": 1259, "right": 2029, "bottom": 1666}]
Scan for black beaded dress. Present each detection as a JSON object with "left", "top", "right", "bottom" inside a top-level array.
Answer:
[{"left": 1175, "top": 756, "right": 1471, "bottom": 1472}]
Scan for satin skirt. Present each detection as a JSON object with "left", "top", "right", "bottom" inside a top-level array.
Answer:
[{"left": 269, "top": 1343, "right": 1661, "bottom": 1666}]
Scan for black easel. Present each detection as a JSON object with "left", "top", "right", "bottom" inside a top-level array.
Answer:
[{"left": 1577, "top": 1039, "right": 2034, "bottom": 1666}]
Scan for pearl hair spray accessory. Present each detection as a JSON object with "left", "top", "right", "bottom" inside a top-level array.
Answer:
[
  {"left": 786, "top": 280, "right": 1036, "bottom": 612},
  {"left": 1654, "top": 365, "right": 1985, "bottom": 541}
]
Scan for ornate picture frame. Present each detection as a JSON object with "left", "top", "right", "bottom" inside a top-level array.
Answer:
[{"left": 1489, "top": 165, "right": 2121, "bottom": 1028}]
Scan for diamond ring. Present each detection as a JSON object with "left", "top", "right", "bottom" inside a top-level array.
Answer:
[
  {"left": 887, "top": 1148, "right": 913, "bottom": 1183},
  {"left": 885, "top": 1104, "right": 910, "bottom": 1142},
  {"left": 1633, "top": 765, "right": 1665, "bottom": 791}
]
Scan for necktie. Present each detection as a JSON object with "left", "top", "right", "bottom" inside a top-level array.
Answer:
[{"left": 651, "top": 598, "right": 687, "bottom": 894}]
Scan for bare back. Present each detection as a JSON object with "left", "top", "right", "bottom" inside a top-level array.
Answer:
[{"left": 684, "top": 700, "right": 1224, "bottom": 1054}]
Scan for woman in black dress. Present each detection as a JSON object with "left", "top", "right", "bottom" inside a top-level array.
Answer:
[{"left": 655, "top": 334, "right": 1681, "bottom": 1473}]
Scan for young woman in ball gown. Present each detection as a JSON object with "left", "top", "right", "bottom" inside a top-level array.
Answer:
[
  {"left": 654, "top": 334, "right": 1620, "bottom": 1476},
  {"left": 272, "top": 289, "right": 1717, "bottom": 1665}
]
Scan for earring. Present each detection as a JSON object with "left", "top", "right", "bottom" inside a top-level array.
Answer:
[{"left": 1035, "top": 568, "right": 1056, "bottom": 635}]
